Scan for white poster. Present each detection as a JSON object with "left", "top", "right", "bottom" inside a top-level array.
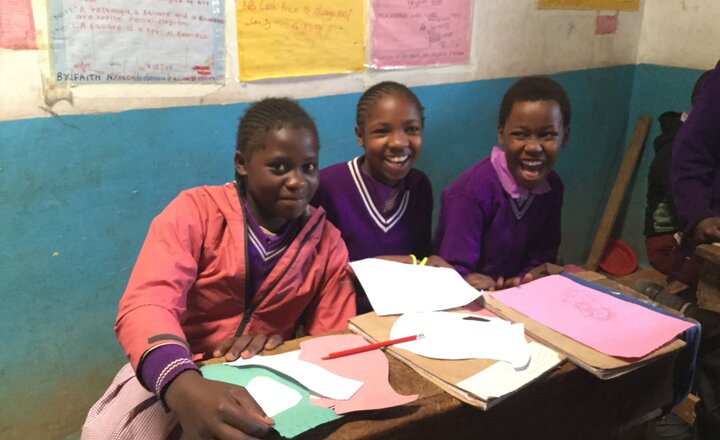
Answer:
[{"left": 50, "top": 0, "right": 225, "bottom": 83}]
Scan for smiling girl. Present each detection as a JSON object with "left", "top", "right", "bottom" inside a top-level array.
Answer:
[
  {"left": 311, "top": 81, "right": 445, "bottom": 313},
  {"left": 434, "top": 76, "right": 571, "bottom": 291},
  {"left": 82, "top": 98, "right": 355, "bottom": 439}
]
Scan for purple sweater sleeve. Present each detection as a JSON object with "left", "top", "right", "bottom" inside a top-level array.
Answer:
[
  {"left": 672, "top": 66, "right": 720, "bottom": 234},
  {"left": 139, "top": 344, "right": 199, "bottom": 404}
]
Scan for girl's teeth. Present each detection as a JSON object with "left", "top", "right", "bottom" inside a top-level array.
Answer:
[{"left": 387, "top": 155, "right": 409, "bottom": 164}]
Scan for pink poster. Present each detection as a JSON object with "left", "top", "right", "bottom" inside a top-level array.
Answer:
[
  {"left": 492, "top": 275, "right": 694, "bottom": 359},
  {"left": 371, "top": 0, "right": 471, "bottom": 69},
  {"left": 0, "top": 0, "right": 36, "bottom": 50}
]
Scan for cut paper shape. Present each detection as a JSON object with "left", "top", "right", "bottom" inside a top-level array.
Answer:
[
  {"left": 236, "top": 0, "right": 365, "bottom": 80},
  {"left": 0, "top": 0, "right": 36, "bottom": 49},
  {"left": 299, "top": 334, "right": 418, "bottom": 414},
  {"left": 389, "top": 311, "right": 530, "bottom": 369},
  {"left": 371, "top": 0, "right": 472, "bottom": 69},
  {"left": 225, "top": 350, "right": 363, "bottom": 400},
  {"left": 492, "top": 275, "right": 695, "bottom": 358},
  {"left": 456, "top": 341, "right": 563, "bottom": 400},
  {"left": 245, "top": 376, "right": 302, "bottom": 417},
  {"left": 201, "top": 364, "right": 340, "bottom": 438},
  {"left": 350, "top": 258, "right": 482, "bottom": 315}
]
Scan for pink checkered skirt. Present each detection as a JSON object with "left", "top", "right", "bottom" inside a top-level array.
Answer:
[{"left": 81, "top": 363, "right": 179, "bottom": 440}]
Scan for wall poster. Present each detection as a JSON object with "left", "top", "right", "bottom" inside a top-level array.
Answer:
[{"left": 50, "top": 0, "right": 225, "bottom": 83}]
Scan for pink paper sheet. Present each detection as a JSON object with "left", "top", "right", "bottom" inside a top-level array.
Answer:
[
  {"left": 299, "top": 334, "right": 417, "bottom": 414},
  {"left": 492, "top": 275, "right": 694, "bottom": 359},
  {"left": 0, "top": 0, "right": 36, "bottom": 49},
  {"left": 371, "top": 0, "right": 471, "bottom": 68}
]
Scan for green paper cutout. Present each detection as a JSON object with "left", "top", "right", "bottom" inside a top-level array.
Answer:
[{"left": 200, "top": 364, "right": 341, "bottom": 438}]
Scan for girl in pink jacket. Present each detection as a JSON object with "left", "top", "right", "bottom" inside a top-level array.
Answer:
[{"left": 82, "top": 98, "right": 356, "bottom": 439}]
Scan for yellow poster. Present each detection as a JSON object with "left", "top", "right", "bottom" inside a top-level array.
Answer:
[
  {"left": 538, "top": 0, "right": 639, "bottom": 11},
  {"left": 237, "top": 0, "right": 365, "bottom": 80}
]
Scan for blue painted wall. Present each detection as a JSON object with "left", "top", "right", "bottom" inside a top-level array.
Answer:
[
  {"left": 1, "top": 64, "right": 650, "bottom": 438},
  {"left": 617, "top": 64, "right": 708, "bottom": 266}
]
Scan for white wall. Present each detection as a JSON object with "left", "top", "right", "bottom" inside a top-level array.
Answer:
[
  {"left": 1, "top": 0, "right": 644, "bottom": 121},
  {"left": 638, "top": 0, "right": 720, "bottom": 69}
]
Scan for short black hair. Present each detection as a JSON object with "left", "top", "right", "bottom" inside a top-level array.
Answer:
[
  {"left": 691, "top": 69, "right": 714, "bottom": 106},
  {"left": 356, "top": 81, "right": 425, "bottom": 131},
  {"left": 498, "top": 76, "right": 571, "bottom": 129},
  {"left": 236, "top": 97, "right": 319, "bottom": 158}
]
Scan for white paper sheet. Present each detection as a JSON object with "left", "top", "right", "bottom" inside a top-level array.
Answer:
[
  {"left": 245, "top": 376, "right": 302, "bottom": 417},
  {"left": 350, "top": 258, "right": 482, "bottom": 315},
  {"left": 389, "top": 311, "right": 531, "bottom": 369},
  {"left": 456, "top": 341, "right": 563, "bottom": 399},
  {"left": 225, "top": 350, "right": 363, "bottom": 400}
]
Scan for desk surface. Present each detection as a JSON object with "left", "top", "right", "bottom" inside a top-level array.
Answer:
[{"left": 259, "top": 332, "right": 675, "bottom": 440}]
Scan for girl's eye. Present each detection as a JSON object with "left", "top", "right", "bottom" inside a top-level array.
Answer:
[
  {"left": 512, "top": 132, "right": 527, "bottom": 139},
  {"left": 406, "top": 126, "right": 421, "bottom": 134},
  {"left": 542, "top": 132, "right": 558, "bottom": 140},
  {"left": 373, "top": 127, "right": 391, "bottom": 136},
  {"left": 270, "top": 163, "right": 287, "bottom": 174},
  {"left": 304, "top": 163, "right": 318, "bottom": 173}
]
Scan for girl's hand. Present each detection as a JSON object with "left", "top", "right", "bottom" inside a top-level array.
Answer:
[
  {"left": 693, "top": 217, "right": 720, "bottom": 245},
  {"left": 499, "top": 272, "right": 534, "bottom": 289},
  {"left": 424, "top": 255, "right": 453, "bottom": 268},
  {"left": 213, "top": 334, "right": 283, "bottom": 361},
  {"left": 165, "top": 371, "right": 273, "bottom": 440},
  {"left": 464, "top": 272, "right": 498, "bottom": 291}
]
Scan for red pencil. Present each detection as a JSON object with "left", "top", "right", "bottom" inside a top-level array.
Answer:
[{"left": 322, "top": 334, "right": 424, "bottom": 360}]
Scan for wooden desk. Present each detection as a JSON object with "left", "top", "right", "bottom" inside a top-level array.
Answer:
[
  {"left": 258, "top": 332, "right": 676, "bottom": 440},
  {"left": 696, "top": 244, "right": 720, "bottom": 312}
]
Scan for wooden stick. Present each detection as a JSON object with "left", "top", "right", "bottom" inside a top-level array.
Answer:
[{"left": 585, "top": 115, "right": 652, "bottom": 271}]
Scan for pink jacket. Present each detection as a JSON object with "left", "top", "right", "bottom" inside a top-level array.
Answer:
[{"left": 115, "top": 183, "right": 356, "bottom": 369}]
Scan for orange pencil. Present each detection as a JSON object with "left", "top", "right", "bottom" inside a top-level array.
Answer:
[{"left": 322, "top": 334, "right": 424, "bottom": 360}]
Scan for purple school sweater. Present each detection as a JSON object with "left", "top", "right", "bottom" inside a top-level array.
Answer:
[
  {"left": 311, "top": 157, "right": 433, "bottom": 313},
  {"left": 433, "top": 156, "right": 563, "bottom": 279},
  {"left": 672, "top": 65, "right": 720, "bottom": 236}
]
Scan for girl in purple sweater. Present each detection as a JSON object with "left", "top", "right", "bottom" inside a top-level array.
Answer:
[
  {"left": 312, "top": 81, "right": 447, "bottom": 313},
  {"left": 434, "top": 76, "right": 571, "bottom": 291}
]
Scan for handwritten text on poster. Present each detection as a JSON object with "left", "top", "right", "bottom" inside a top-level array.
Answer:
[
  {"left": 50, "top": 0, "right": 225, "bottom": 83},
  {"left": 236, "top": 0, "right": 365, "bottom": 81},
  {"left": 371, "top": 0, "right": 472, "bottom": 69}
]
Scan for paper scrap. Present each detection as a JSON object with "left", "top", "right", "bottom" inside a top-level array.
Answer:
[
  {"left": 225, "top": 350, "right": 363, "bottom": 400},
  {"left": 245, "top": 376, "right": 302, "bottom": 417},
  {"left": 299, "top": 334, "right": 418, "bottom": 414},
  {"left": 595, "top": 15, "right": 618, "bottom": 35},
  {"left": 492, "top": 275, "right": 695, "bottom": 359},
  {"left": 201, "top": 364, "right": 340, "bottom": 438},
  {"left": 0, "top": 0, "right": 36, "bottom": 49},
  {"left": 389, "top": 311, "right": 530, "bottom": 369},
  {"left": 456, "top": 341, "right": 563, "bottom": 400},
  {"left": 350, "top": 258, "right": 482, "bottom": 316}
]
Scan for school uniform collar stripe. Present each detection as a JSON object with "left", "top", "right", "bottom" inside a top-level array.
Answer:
[
  {"left": 247, "top": 227, "right": 288, "bottom": 262},
  {"left": 510, "top": 194, "right": 535, "bottom": 220},
  {"left": 347, "top": 157, "right": 410, "bottom": 233}
]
